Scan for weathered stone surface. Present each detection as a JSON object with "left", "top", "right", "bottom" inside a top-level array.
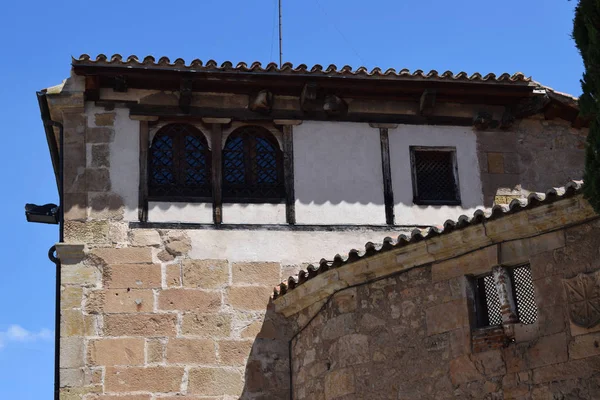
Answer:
[
  {"left": 217, "top": 340, "right": 253, "bottom": 365},
  {"left": 64, "top": 220, "right": 109, "bottom": 244},
  {"left": 87, "top": 338, "right": 145, "bottom": 366},
  {"left": 88, "top": 193, "right": 124, "bottom": 220},
  {"left": 166, "top": 338, "right": 217, "bottom": 364},
  {"left": 59, "top": 368, "right": 85, "bottom": 388},
  {"left": 104, "top": 314, "right": 177, "bottom": 336},
  {"left": 158, "top": 249, "right": 175, "bottom": 262},
  {"left": 487, "top": 152, "right": 505, "bottom": 174},
  {"left": 165, "top": 236, "right": 191, "bottom": 256},
  {"left": 86, "top": 289, "right": 154, "bottom": 313},
  {"left": 449, "top": 355, "right": 483, "bottom": 384},
  {"left": 159, "top": 289, "right": 221, "bottom": 312},
  {"left": 187, "top": 368, "right": 243, "bottom": 396},
  {"left": 105, "top": 366, "right": 184, "bottom": 392},
  {"left": 569, "top": 332, "right": 600, "bottom": 360},
  {"left": 103, "top": 263, "right": 161, "bottom": 289},
  {"left": 94, "top": 113, "right": 115, "bottom": 127},
  {"left": 181, "top": 313, "right": 232, "bottom": 337},
  {"left": 86, "top": 168, "right": 111, "bottom": 192},
  {"left": 147, "top": 339, "right": 165, "bottom": 364},
  {"left": 86, "top": 127, "right": 114, "bottom": 143},
  {"left": 432, "top": 246, "right": 497, "bottom": 282},
  {"left": 426, "top": 299, "right": 468, "bottom": 336},
  {"left": 328, "top": 334, "right": 369, "bottom": 367},
  {"left": 227, "top": 286, "right": 273, "bottom": 310},
  {"left": 528, "top": 332, "right": 568, "bottom": 368},
  {"left": 324, "top": 367, "right": 355, "bottom": 399},
  {"left": 129, "top": 230, "right": 162, "bottom": 247},
  {"left": 166, "top": 264, "right": 181, "bottom": 287},
  {"left": 91, "top": 248, "right": 152, "bottom": 265},
  {"left": 61, "top": 287, "right": 83, "bottom": 309},
  {"left": 61, "top": 309, "right": 95, "bottom": 336},
  {"left": 231, "top": 262, "right": 280, "bottom": 285},
  {"left": 60, "top": 337, "right": 84, "bottom": 368},
  {"left": 183, "top": 259, "right": 229, "bottom": 288},
  {"left": 63, "top": 192, "right": 87, "bottom": 221},
  {"left": 321, "top": 313, "right": 356, "bottom": 341},
  {"left": 91, "top": 144, "right": 110, "bottom": 168},
  {"left": 90, "top": 396, "right": 150, "bottom": 400}
]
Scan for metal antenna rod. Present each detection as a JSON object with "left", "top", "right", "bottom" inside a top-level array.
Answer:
[{"left": 278, "top": 0, "right": 282, "bottom": 67}]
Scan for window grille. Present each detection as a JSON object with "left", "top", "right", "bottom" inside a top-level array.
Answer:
[
  {"left": 149, "top": 124, "right": 212, "bottom": 200},
  {"left": 222, "top": 126, "right": 284, "bottom": 202},
  {"left": 512, "top": 265, "right": 537, "bottom": 325},
  {"left": 410, "top": 147, "right": 460, "bottom": 205},
  {"left": 476, "top": 274, "right": 503, "bottom": 327}
]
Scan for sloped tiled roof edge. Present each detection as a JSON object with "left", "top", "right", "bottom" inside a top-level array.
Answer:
[
  {"left": 273, "top": 181, "right": 590, "bottom": 312},
  {"left": 72, "top": 54, "right": 535, "bottom": 85}
]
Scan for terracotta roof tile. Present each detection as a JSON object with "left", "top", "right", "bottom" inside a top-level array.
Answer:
[
  {"left": 72, "top": 54, "right": 534, "bottom": 85},
  {"left": 273, "top": 181, "right": 584, "bottom": 299}
]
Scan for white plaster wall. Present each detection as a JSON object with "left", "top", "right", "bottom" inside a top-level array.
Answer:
[
  {"left": 148, "top": 202, "right": 213, "bottom": 223},
  {"left": 222, "top": 203, "right": 286, "bottom": 224},
  {"left": 86, "top": 105, "right": 140, "bottom": 222},
  {"left": 389, "top": 125, "right": 483, "bottom": 226},
  {"left": 188, "top": 228, "right": 407, "bottom": 265},
  {"left": 294, "top": 121, "right": 386, "bottom": 225}
]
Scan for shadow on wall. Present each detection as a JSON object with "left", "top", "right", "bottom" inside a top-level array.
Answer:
[{"left": 239, "top": 302, "right": 295, "bottom": 400}]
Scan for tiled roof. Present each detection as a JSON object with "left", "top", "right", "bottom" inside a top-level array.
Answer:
[
  {"left": 73, "top": 54, "right": 535, "bottom": 85},
  {"left": 273, "top": 181, "right": 584, "bottom": 299}
]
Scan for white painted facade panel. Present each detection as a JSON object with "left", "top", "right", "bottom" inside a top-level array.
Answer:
[
  {"left": 388, "top": 125, "right": 484, "bottom": 226},
  {"left": 293, "top": 121, "right": 386, "bottom": 225},
  {"left": 222, "top": 203, "right": 287, "bottom": 224},
  {"left": 148, "top": 202, "right": 213, "bottom": 223}
]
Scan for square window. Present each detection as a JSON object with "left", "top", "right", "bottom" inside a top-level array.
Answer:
[{"left": 410, "top": 147, "right": 460, "bottom": 205}]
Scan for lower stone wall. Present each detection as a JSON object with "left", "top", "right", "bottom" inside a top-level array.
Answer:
[
  {"left": 58, "top": 228, "right": 294, "bottom": 400},
  {"left": 291, "top": 218, "right": 600, "bottom": 399}
]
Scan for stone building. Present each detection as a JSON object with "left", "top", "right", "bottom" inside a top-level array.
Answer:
[{"left": 34, "top": 54, "right": 593, "bottom": 399}]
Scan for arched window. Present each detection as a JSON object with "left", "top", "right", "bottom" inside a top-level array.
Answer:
[
  {"left": 149, "top": 123, "right": 212, "bottom": 199},
  {"left": 222, "top": 126, "right": 284, "bottom": 201}
]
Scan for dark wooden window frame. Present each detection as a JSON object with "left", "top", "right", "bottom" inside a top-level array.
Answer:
[
  {"left": 148, "top": 123, "right": 213, "bottom": 202},
  {"left": 410, "top": 146, "right": 461, "bottom": 206},
  {"left": 221, "top": 125, "right": 285, "bottom": 204}
]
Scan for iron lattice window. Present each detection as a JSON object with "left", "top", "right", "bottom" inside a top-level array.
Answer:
[
  {"left": 475, "top": 264, "right": 538, "bottom": 328},
  {"left": 410, "top": 147, "right": 460, "bottom": 205},
  {"left": 222, "top": 126, "right": 284, "bottom": 202},
  {"left": 512, "top": 265, "right": 538, "bottom": 325},
  {"left": 149, "top": 124, "right": 212, "bottom": 200}
]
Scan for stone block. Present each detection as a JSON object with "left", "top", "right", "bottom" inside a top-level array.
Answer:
[
  {"left": 88, "top": 192, "right": 124, "bottom": 220},
  {"left": 87, "top": 338, "right": 145, "bottom": 366},
  {"left": 181, "top": 313, "right": 232, "bottom": 337},
  {"left": 86, "top": 168, "right": 111, "bottom": 192},
  {"left": 537, "top": 305, "right": 566, "bottom": 337},
  {"left": 61, "top": 287, "right": 83, "bottom": 309},
  {"left": 166, "top": 338, "right": 217, "bottom": 364},
  {"left": 94, "top": 113, "right": 115, "bottom": 127},
  {"left": 105, "top": 366, "right": 184, "bottom": 392},
  {"left": 129, "top": 230, "right": 162, "bottom": 247},
  {"left": 64, "top": 220, "right": 110, "bottom": 244},
  {"left": 103, "top": 263, "right": 161, "bottom": 289},
  {"left": 90, "top": 396, "right": 151, "bottom": 400},
  {"left": 532, "top": 358, "right": 600, "bottom": 384},
  {"left": 187, "top": 367, "right": 243, "bottom": 396},
  {"left": 324, "top": 367, "right": 355, "bottom": 399},
  {"left": 61, "top": 309, "right": 95, "bottom": 336},
  {"left": 333, "top": 287, "right": 357, "bottom": 314},
  {"left": 232, "top": 262, "right": 281, "bottom": 285},
  {"left": 60, "top": 337, "right": 84, "bottom": 368},
  {"left": 91, "top": 247, "right": 152, "bottom": 265},
  {"left": 426, "top": 299, "right": 468, "bottom": 336},
  {"left": 432, "top": 246, "right": 497, "bottom": 282},
  {"left": 86, "top": 289, "right": 154, "bottom": 313},
  {"left": 165, "top": 237, "right": 191, "bottom": 256},
  {"left": 533, "top": 277, "right": 565, "bottom": 308},
  {"left": 569, "top": 332, "right": 600, "bottom": 360},
  {"left": 59, "top": 386, "right": 102, "bottom": 400},
  {"left": 183, "top": 259, "right": 229, "bottom": 289},
  {"left": 166, "top": 264, "right": 181, "bottom": 287},
  {"left": 328, "top": 334, "right": 369, "bottom": 368},
  {"left": 146, "top": 339, "right": 165, "bottom": 364},
  {"left": 59, "top": 368, "right": 84, "bottom": 388},
  {"left": 62, "top": 264, "right": 100, "bottom": 287},
  {"left": 471, "top": 349, "right": 506, "bottom": 377},
  {"left": 528, "top": 332, "right": 568, "bottom": 368},
  {"left": 91, "top": 144, "right": 110, "bottom": 168},
  {"left": 159, "top": 289, "right": 221, "bottom": 312},
  {"left": 322, "top": 313, "right": 356, "bottom": 341},
  {"left": 86, "top": 127, "right": 114, "bottom": 143},
  {"left": 217, "top": 340, "right": 253, "bottom": 366},
  {"left": 63, "top": 143, "right": 87, "bottom": 194},
  {"left": 449, "top": 355, "right": 483, "bottom": 385},
  {"left": 227, "top": 286, "right": 273, "bottom": 311},
  {"left": 487, "top": 152, "right": 505, "bottom": 174},
  {"left": 104, "top": 314, "right": 177, "bottom": 336},
  {"left": 63, "top": 192, "right": 87, "bottom": 221}
]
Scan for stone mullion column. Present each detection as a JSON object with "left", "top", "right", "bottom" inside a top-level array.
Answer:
[{"left": 492, "top": 265, "right": 519, "bottom": 324}]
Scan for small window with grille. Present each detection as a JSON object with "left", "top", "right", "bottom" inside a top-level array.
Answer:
[
  {"left": 222, "top": 126, "right": 284, "bottom": 202},
  {"left": 410, "top": 147, "right": 460, "bottom": 205},
  {"left": 474, "top": 264, "right": 537, "bottom": 328},
  {"left": 149, "top": 123, "right": 212, "bottom": 200}
]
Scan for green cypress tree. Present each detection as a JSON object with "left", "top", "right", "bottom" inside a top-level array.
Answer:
[{"left": 573, "top": 0, "right": 600, "bottom": 212}]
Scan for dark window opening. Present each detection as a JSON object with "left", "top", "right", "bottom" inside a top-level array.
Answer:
[
  {"left": 222, "top": 126, "right": 284, "bottom": 202},
  {"left": 474, "top": 264, "right": 538, "bottom": 328},
  {"left": 149, "top": 123, "right": 212, "bottom": 200},
  {"left": 410, "top": 147, "right": 460, "bottom": 205}
]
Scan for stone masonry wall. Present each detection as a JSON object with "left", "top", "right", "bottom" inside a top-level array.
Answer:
[
  {"left": 477, "top": 116, "right": 587, "bottom": 206},
  {"left": 291, "top": 218, "right": 600, "bottom": 400}
]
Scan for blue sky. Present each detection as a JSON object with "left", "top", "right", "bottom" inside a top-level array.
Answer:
[{"left": 0, "top": 0, "right": 583, "bottom": 398}]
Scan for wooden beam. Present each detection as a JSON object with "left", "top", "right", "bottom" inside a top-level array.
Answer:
[
  {"left": 85, "top": 75, "right": 100, "bottom": 101},
  {"left": 419, "top": 89, "right": 436, "bottom": 116},
  {"left": 211, "top": 123, "right": 223, "bottom": 225},
  {"left": 138, "top": 121, "right": 149, "bottom": 222},
  {"left": 283, "top": 125, "right": 296, "bottom": 225},
  {"left": 179, "top": 78, "right": 193, "bottom": 113},
  {"left": 379, "top": 127, "right": 395, "bottom": 225}
]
